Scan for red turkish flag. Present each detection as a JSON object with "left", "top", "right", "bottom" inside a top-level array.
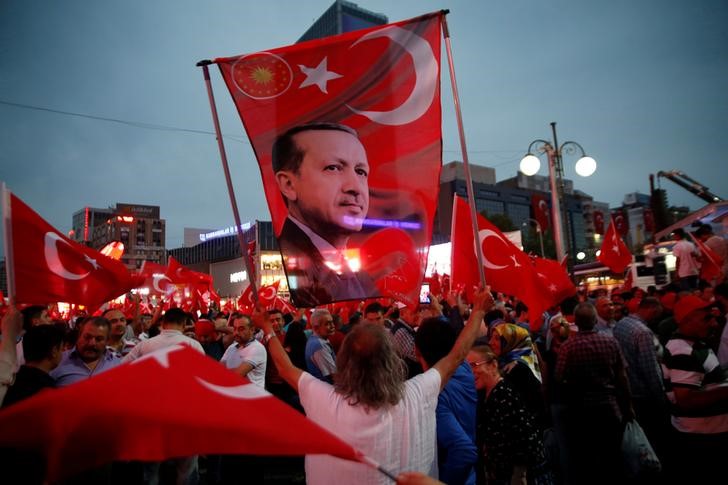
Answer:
[
  {"left": 612, "top": 211, "right": 629, "bottom": 236},
  {"left": 3, "top": 191, "right": 144, "bottom": 308},
  {"left": 593, "top": 210, "right": 605, "bottom": 235},
  {"left": 623, "top": 266, "right": 634, "bottom": 290},
  {"left": 0, "top": 345, "right": 365, "bottom": 482},
  {"left": 166, "top": 256, "right": 213, "bottom": 288},
  {"left": 272, "top": 295, "right": 297, "bottom": 314},
  {"left": 215, "top": 12, "right": 443, "bottom": 307},
  {"left": 530, "top": 256, "right": 577, "bottom": 308},
  {"left": 597, "top": 216, "right": 632, "bottom": 273},
  {"left": 238, "top": 281, "right": 281, "bottom": 311},
  {"left": 531, "top": 194, "right": 551, "bottom": 232},
  {"left": 450, "top": 196, "right": 551, "bottom": 317},
  {"left": 137, "top": 261, "right": 174, "bottom": 296},
  {"left": 690, "top": 233, "right": 724, "bottom": 282}
]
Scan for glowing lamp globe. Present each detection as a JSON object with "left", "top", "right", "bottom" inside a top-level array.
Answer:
[
  {"left": 576, "top": 251, "right": 586, "bottom": 261},
  {"left": 519, "top": 154, "right": 541, "bottom": 176},
  {"left": 575, "top": 156, "right": 597, "bottom": 177}
]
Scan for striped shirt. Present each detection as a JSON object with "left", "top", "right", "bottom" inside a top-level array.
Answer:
[{"left": 662, "top": 335, "right": 728, "bottom": 434}]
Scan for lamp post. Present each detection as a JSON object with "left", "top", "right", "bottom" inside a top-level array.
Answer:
[
  {"left": 522, "top": 218, "right": 545, "bottom": 257},
  {"left": 520, "top": 122, "right": 596, "bottom": 266}
]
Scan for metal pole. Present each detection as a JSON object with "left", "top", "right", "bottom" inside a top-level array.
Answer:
[
  {"left": 551, "top": 122, "right": 574, "bottom": 277},
  {"left": 1, "top": 183, "right": 15, "bottom": 304},
  {"left": 537, "top": 225, "right": 545, "bottom": 258},
  {"left": 442, "top": 13, "right": 487, "bottom": 288},
  {"left": 546, "top": 145, "right": 565, "bottom": 262},
  {"left": 198, "top": 61, "right": 258, "bottom": 299}
]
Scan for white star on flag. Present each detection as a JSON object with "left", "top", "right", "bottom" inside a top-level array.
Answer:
[
  {"left": 84, "top": 255, "right": 100, "bottom": 270},
  {"left": 298, "top": 57, "right": 342, "bottom": 94},
  {"left": 510, "top": 255, "right": 521, "bottom": 267},
  {"left": 548, "top": 284, "right": 558, "bottom": 292}
]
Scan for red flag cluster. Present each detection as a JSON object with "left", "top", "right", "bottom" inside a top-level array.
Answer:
[
  {"left": 450, "top": 196, "right": 574, "bottom": 326},
  {"left": 690, "top": 233, "right": 724, "bottom": 283}
]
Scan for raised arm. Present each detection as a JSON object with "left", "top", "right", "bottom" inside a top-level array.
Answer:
[{"left": 433, "top": 287, "right": 494, "bottom": 390}]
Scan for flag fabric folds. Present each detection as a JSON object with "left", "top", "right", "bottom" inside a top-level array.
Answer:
[
  {"left": 597, "top": 216, "right": 632, "bottom": 273},
  {"left": 0, "top": 345, "right": 364, "bottom": 481},
  {"left": 3, "top": 190, "right": 143, "bottom": 308},
  {"left": 450, "top": 195, "right": 552, "bottom": 320},
  {"left": 214, "top": 12, "right": 444, "bottom": 307}
]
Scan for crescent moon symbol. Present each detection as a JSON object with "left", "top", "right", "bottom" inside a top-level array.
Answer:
[
  {"left": 476, "top": 230, "right": 510, "bottom": 270},
  {"left": 195, "top": 377, "right": 271, "bottom": 400},
  {"left": 44, "top": 232, "right": 90, "bottom": 280},
  {"left": 346, "top": 26, "right": 438, "bottom": 126},
  {"left": 259, "top": 286, "right": 276, "bottom": 300},
  {"left": 152, "top": 274, "right": 172, "bottom": 293},
  {"left": 538, "top": 200, "right": 548, "bottom": 213}
]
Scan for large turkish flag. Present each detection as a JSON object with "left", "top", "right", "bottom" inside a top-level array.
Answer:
[
  {"left": 450, "top": 196, "right": 551, "bottom": 317},
  {"left": 0, "top": 345, "right": 364, "bottom": 482},
  {"left": 214, "top": 12, "right": 443, "bottom": 307},
  {"left": 3, "top": 189, "right": 143, "bottom": 307}
]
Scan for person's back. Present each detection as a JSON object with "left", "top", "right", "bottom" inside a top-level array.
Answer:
[{"left": 122, "top": 309, "right": 203, "bottom": 363}]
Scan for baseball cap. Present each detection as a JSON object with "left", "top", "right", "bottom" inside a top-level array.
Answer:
[{"left": 673, "top": 295, "right": 711, "bottom": 324}]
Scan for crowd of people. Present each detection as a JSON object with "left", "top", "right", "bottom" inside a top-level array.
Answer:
[{"left": 1, "top": 273, "right": 728, "bottom": 484}]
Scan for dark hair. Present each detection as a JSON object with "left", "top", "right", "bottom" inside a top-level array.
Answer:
[
  {"left": 162, "top": 308, "right": 188, "bottom": 327},
  {"left": 78, "top": 316, "right": 111, "bottom": 334},
  {"left": 574, "top": 302, "right": 597, "bottom": 330},
  {"left": 715, "top": 283, "right": 728, "bottom": 299},
  {"left": 267, "top": 309, "right": 283, "bottom": 317},
  {"left": 414, "top": 318, "right": 456, "bottom": 367},
  {"left": 639, "top": 297, "right": 662, "bottom": 310},
  {"left": 560, "top": 296, "right": 580, "bottom": 316},
  {"left": 485, "top": 309, "right": 504, "bottom": 325},
  {"left": 21, "top": 305, "right": 47, "bottom": 332},
  {"left": 672, "top": 228, "right": 686, "bottom": 239},
  {"left": 271, "top": 122, "right": 359, "bottom": 174},
  {"left": 389, "top": 307, "right": 401, "bottom": 320},
  {"left": 22, "top": 324, "right": 65, "bottom": 362},
  {"left": 364, "top": 302, "right": 384, "bottom": 315},
  {"left": 695, "top": 224, "right": 714, "bottom": 237}
]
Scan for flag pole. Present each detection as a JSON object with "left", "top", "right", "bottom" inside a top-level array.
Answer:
[
  {"left": 689, "top": 232, "right": 720, "bottom": 271},
  {"left": 441, "top": 12, "right": 487, "bottom": 288},
  {"left": 197, "top": 60, "right": 258, "bottom": 300},
  {"left": 359, "top": 454, "right": 398, "bottom": 482},
  {"left": 1, "top": 183, "right": 15, "bottom": 305}
]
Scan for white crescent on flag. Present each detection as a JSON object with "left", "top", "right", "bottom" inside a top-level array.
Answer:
[
  {"left": 195, "top": 378, "right": 270, "bottom": 400},
  {"left": 44, "top": 232, "right": 90, "bottom": 281},
  {"left": 477, "top": 230, "right": 510, "bottom": 270},
  {"left": 346, "top": 26, "right": 438, "bottom": 126}
]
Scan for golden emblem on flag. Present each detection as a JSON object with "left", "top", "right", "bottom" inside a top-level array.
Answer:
[{"left": 232, "top": 52, "right": 292, "bottom": 99}]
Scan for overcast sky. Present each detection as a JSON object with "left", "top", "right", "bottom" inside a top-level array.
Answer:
[{"left": 1, "top": 0, "right": 726, "bottom": 252}]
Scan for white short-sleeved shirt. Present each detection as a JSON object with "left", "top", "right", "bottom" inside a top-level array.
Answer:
[
  {"left": 673, "top": 240, "right": 700, "bottom": 277},
  {"left": 298, "top": 367, "right": 442, "bottom": 485},
  {"left": 121, "top": 329, "right": 204, "bottom": 364},
  {"left": 221, "top": 339, "right": 267, "bottom": 389}
]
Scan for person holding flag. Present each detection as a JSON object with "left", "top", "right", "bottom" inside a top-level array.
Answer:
[{"left": 255, "top": 287, "right": 495, "bottom": 484}]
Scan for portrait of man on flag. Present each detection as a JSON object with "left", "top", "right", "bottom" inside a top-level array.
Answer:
[{"left": 214, "top": 12, "right": 444, "bottom": 307}]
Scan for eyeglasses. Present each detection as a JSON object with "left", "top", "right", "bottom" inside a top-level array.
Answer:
[{"left": 468, "top": 359, "right": 492, "bottom": 369}]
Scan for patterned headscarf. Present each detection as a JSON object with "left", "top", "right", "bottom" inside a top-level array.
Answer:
[{"left": 490, "top": 323, "right": 542, "bottom": 382}]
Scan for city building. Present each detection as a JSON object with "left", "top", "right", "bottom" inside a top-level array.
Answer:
[
  {"left": 84, "top": 203, "right": 166, "bottom": 270},
  {"left": 298, "top": 0, "right": 388, "bottom": 42},
  {"left": 71, "top": 206, "right": 115, "bottom": 244},
  {"left": 169, "top": 221, "right": 284, "bottom": 298}
]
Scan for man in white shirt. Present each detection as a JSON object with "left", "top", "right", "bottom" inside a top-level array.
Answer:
[
  {"left": 672, "top": 228, "right": 700, "bottom": 291},
  {"left": 220, "top": 314, "right": 267, "bottom": 388}
]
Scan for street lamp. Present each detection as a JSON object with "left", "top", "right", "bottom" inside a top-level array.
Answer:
[
  {"left": 520, "top": 122, "right": 597, "bottom": 265},
  {"left": 522, "top": 218, "right": 545, "bottom": 257}
]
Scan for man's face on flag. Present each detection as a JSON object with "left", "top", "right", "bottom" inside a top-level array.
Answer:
[{"left": 277, "top": 129, "right": 370, "bottom": 241}]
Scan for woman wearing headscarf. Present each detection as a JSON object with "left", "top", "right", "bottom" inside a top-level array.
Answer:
[
  {"left": 488, "top": 322, "right": 548, "bottom": 430},
  {"left": 467, "top": 345, "right": 553, "bottom": 485}
]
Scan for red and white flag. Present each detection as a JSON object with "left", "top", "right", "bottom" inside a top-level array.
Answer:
[
  {"left": 531, "top": 194, "right": 551, "bottom": 232},
  {"left": 137, "top": 261, "right": 174, "bottom": 296},
  {"left": 593, "top": 210, "right": 605, "bottom": 235},
  {"left": 597, "top": 216, "right": 632, "bottom": 273},
  {"left": 530, "top": 256, "right": 577, "bottom": 308},
  {"left": 2, "top": 189, "right": 143, "bottom": 308},
  {"left": 0, "top": 345, "right": 365, "bottom": 481},
  {"left": 238, "top": 280, "right": 281, "bottom": 311},
  {"left": 450, "top": 196, "right": 550, "bottom": 317},
  {"left": 214, "top": 12, "right": 444, "bottom": 307}
]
